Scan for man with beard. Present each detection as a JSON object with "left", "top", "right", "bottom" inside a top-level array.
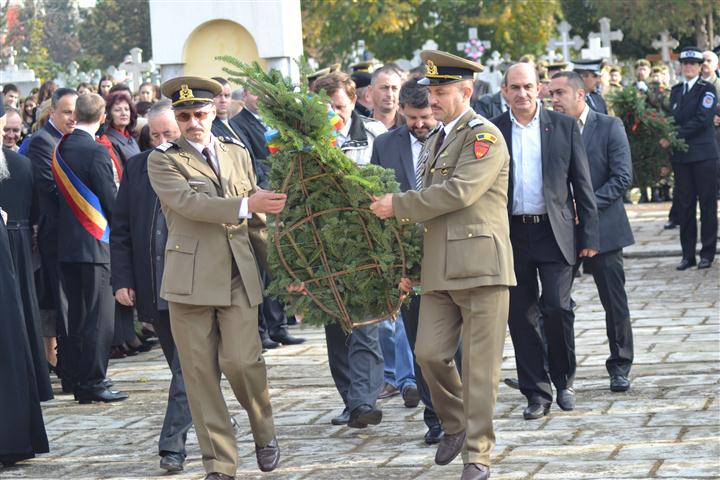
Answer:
[{"left": 0, "top": 103, "right": 53, "bottom": 403}]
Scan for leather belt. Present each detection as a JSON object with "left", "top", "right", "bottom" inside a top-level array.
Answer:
[
  {"left": 5, "top": 219, "right": 30, "bottom": 230},
  {"left": 512, "top": 214, "right": 549, "bottom": 224}
]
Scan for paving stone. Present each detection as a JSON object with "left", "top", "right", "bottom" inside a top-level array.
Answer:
[
  {"left": 655, "top": 459, "right": 720, "bottom": 478},
  {"left": 533, "top": 460, "right": 656, "bottom": 478}
]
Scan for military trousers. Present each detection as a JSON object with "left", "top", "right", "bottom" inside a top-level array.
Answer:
[
  {"left": 168, "top": 275, "right": 276, "bottom": 477},
  {"left": 415, "top": 285, "right": 509, "bottom": 466}
]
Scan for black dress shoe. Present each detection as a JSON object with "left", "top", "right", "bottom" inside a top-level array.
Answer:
[
  {"left": 331, "top": 408, "right": 350, "bottom": 425},
  {"left": 523, "top": 402, "right": 550, "bottom": 420},
  {"left": 610, "top": 374, "right": 630, "bottom": 392},
  {"left": 255, "top": 437, "right": 280, "bottom": 472},
  {"left": 76, "top": 388, "right": 129, "bottom": 404},
  {"left": 348, "top": 404, "right": 382, "bottom": 428},
  {"left": 503, "top": 378, "right": 520, "bottom": 390},
  {"left": 101, "top": 378, "right": 113, "bottom": 388},
  {"left": 698, "top": 258, "right": 713, "bottom": 269},
  {"left": 402, "top": 385, "right": 420, "bottom": 408},
  {"left": 159, "top": 452, "right": 185, "bottom": 472},
  {"left": 435, "top": 430, "right": 465, "bottom": 465},
  {"left": 424, "top": 424, "right": 444, "bottom": 445},
  {"left": 676, "top": 258, "right": 696, "bottom": 270},
  {"left": 261, "top": 337, "right": 279, "bottom": 349},
  {"left": 461, "top": 463, "right": 490, "bottom": 480},
  {"left": 556, "top": 388, "right": 576, "bottom": 411},
  {"left": 664, "top": 219, "right": 677, "bottom": 229},
  {"left": 269, "top": 333, "right": 306, "bottom": 345}
]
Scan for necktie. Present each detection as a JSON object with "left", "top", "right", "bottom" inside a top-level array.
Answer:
[
  {"left": 202, "top": 147, "right": 219, "bottom": 178},
  {"left": 414, "top": 138, "right": 426, "bottom": 191},
  {"left": 577, "top": 118, "right": 584, "bottom": 134},
  {"left": 433, "top": 127, "right": 447, "bottom": 157},
  {"left": 683, "top": 83, "right": 688, "bottom": 95}
]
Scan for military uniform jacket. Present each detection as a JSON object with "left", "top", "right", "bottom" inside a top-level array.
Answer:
[
  {"left": 669, "top": 79, "right": 720, "bottom": 164},
  {"left": 393, "top": 109, "right": 516, "bottom": 293},
  {"left": 147, "top": 135, "right": 266, "bottom": 307}
]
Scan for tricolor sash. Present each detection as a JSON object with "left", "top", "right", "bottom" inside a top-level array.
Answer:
[{"left": 51, "top": 136, "right": 110, "bottom": 243}]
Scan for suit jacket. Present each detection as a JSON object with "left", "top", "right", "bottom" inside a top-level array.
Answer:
[
  {"left": 393, "top": 109, "right": 516, "bottom": 292},
  {"left": 147, "top": 135, "right": 266, "bottom": 307},
  {"left": 211, "top": 117, "right": 268, "bottom": 188},
  {"left": 472, "top": 92, "right": 505, "bottom": 119},
  {"left": 27, "top": 122, "right": 63, "bottom": 226},
  {"left": 105, "top": 127, "right": 141, "bottom": 167},
  {"left": 55, "top": 129, "right": 117, "bottom": 264},
  {"left": 669, "top": 79, "right": 720, "bottom": 163},
  {"left": 586, "top": 91, "right": 608, "bottom": 115},
  {"left": 110, "top": 149, "right": 168, "bottom": 322},
  {"left": 0, "top": 149, "right": 36, "bottom": 223},
  {"left": 493, "top": 107, "right": 599, "bottom": 265},
  {"left": 581, "top": 109, "right": 635, "bottom": 253},
  {"left": 370, "top": 125, "right": 416, "bottom": 192}
]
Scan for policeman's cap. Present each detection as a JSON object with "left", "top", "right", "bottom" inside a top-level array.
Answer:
[
  {"left": 572, "top": 59, "right": 603, "bottom": 75},
  {"left": 351, "top": 71, "right": 372, "bottom": 88},
  {"left": 679, "top": 47, "right": 703, "bottom": 64},
  {"left": 161, "top": 76, "right": 222, "bottom": 110},
  {"left": 418, "top": 50, "right": 483, "bottom": 86},
  {"left": 350, "top": 60, "right": 381, "bottom": 73},
  {"left": 308, "top": 67, "right": 331, "bottom": 82}
]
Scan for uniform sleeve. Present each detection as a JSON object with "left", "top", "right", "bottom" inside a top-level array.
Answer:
[
  {"left": 594, "top": 117, "right": 633, "bottom": 210},
  {"left": 242, "top": 146, "right": 269, "bottom": 272},
  {"left": 392, "top": 128, "right": 507, "bottom": 224},
  {"left": 677, "top": 85, "right": 717, "bottom": 140},
  {"left": 568, "top": 122, "right": 599, "bottom": 250},
  {"left": 147, "top": 149, "right": 243, "bottom": 224}
]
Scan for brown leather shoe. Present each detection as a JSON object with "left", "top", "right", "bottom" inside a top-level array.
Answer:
[
  {"left": 434, "top": 429, "right": 466, "bottom": 465},
  {"left": 461, "top": 463, "right": 490, "bottom": 480},
  {"left": 256, "top": 437, "right": 280, "bottom": 472},
  {"left": 204, "top": 473, "right": 234, "bottom": 480}
]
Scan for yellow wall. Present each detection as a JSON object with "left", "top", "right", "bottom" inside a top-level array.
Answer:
[{"left": 182, "top": 20, "right": 265, "bottom": 78}]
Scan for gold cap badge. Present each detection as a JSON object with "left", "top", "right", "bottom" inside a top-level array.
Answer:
[
  {"left": 178, "top": 84, "right": 194, "bottom": 101},
  {"left": 426, "top": 60, "right": 438, "bottom": 76}
]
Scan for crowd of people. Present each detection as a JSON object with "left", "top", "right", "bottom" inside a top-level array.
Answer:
[{"left": 0, "top": 43, "right": 717, "bottom": 480}]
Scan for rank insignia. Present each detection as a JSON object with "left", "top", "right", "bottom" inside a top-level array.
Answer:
[
  {"left": 474, "top": 140, "right": 491, "bottom": 159},
  {"left": 475, "top": 133, "right": 497, "bottom": 143}
]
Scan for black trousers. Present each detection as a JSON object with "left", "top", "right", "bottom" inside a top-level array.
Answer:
[
  {"left": 59, "top": 262, "right": 114, "bottom": 392},
  {"left": 324, "top": 322, "right": 383, "bottom": 412},
  {"left": 155, "top": 310, "right": 193, "bottom": 457},
  {"left": 672, "top": 159, "right": 718, "bottom": 262},
  {"left": 583, "top": 249, "right": 634, "bottom": 377},
  {"left": 257, "top": 265, "right": 289, "bottom": 339},
  {"left": 508, "top": 219, "right": 575, "bottom": 404}
]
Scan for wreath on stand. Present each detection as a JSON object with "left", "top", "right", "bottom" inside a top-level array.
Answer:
[{"left": 219, "top": 58, "right": 422, "bottom": 333}]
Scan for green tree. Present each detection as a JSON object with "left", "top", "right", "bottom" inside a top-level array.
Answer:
[
  {"left": 78, "top": 0, "right": 152, "bottom": 69},
  {"left": 25, "top": 17, "right": 60, "bottom": 81},
  {"left": 43, "top": 0, "right": 82, "bottom": 66}
]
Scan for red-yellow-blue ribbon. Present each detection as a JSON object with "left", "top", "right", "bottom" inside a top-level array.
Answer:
[{"left": 51, "top": 136, "right": 110, "bottom": 243}]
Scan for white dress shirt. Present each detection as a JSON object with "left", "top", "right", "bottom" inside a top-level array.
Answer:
[
  {"left": 577, "top": 104, "right": 591, "bottom": 134},
  {"left": 187, "top": 135, "right": 251, "bottom": 219},
  {"left": 409, "top": 132, "right": 424, "bottom": 174},
  {"left": 509, "top": 102, "right": 546, "bottom": 215},
  {"left": 337, "top": 117, "right": 352, "bottom": 148},
  {"left": 443, "top": 108, "right": 473, "bottom": 137},
  {"left": 684, "top": 76, "right": 699, "bottom": 94}
]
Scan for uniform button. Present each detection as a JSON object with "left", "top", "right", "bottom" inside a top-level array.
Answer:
[
  {"left": 175, "top": 245, "right": 180, "bottom": 249},
  {"left": 156, "top": 256, "right": 161, "bottom": 261},
  {"left": 467, "top": 233, "right": 473, "bottom": 237},
  {"left": 430, "top": 168, "right": 435, "bottom": 173},
  {"left": 229, "top": 233, "right": 233, "bottom": 239},
  {"left": 424, "top": 227, "right": 428, "bottom": 233}
]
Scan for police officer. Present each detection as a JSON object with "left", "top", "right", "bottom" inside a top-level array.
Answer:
[
  {"left": 572, "top": 59, "right": 608, "bottom": 114},
  {"left": 370, "top": 50, "right": 515, "bottom": 480},
  {"left": 148, "top": 76, "right": 285, "bottom": 478},
  {"left": 666, "top": 47, "right": 719, "bottom": 270}
]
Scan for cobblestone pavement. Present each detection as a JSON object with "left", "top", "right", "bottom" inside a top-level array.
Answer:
[{"left": 3, "top": 203, "right": 719, "bottom": 480}]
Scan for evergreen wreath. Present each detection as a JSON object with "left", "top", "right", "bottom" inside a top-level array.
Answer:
[
  {"left": 607, "top": 85, "right": 686, "bottom": 192},
  {"left": 219, "top": 57, "right": 422, "bottom": 332}
]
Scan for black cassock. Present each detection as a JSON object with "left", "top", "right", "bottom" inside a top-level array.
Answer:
[
  {"left": 0, "top": 217, "right": 49, "bottom": 465},
  {"left": 0, "top": 149, "right": 52, "bottom": 401}
]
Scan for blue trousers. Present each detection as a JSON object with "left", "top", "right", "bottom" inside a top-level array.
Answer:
[{"left": 378, "top": 316, "right": 417, "bottom": 392}]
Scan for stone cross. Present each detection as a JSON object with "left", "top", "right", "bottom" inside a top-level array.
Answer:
[
  {"left": 3, "top": 46, "right": 18, "bottom": 72},
  {"left": 548, "top": 21, "right": 584, "bottom": 63},
  {"left": 457, "top": 28, "right": 491, "bottom": 61},
  {"left": 411, "top": 40, "right": 439, "bottom": 67},
  {"left": 589, "top": 17, "right": 623, "bottom": 59},
  {"left": 350, "top": 40, "right": 366, "bottom": 64},
  {"left": 121, "top": 47, "right": 154, "bottom": 92},
  {"left": 106, "top": 65, "right": 127, "bottom": 84},
  {"left": 486, "top": 51, "right": 503, "bottom": 72},
  {"left": 651, "top": 31, "right": 679, "bottom": 63},
  {"left": 543, "top": 49, "right": 563, "bottom": 64},
  {"left": 68, "top": 61, "right": 79, "bottom": 78},
  {"left": 581, "top": 37, "right": 610, "bottom": 60}
]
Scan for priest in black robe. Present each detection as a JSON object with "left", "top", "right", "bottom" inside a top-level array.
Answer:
[
  {"left": 0, "top": 202, "right": 49, "bottom": 466},
  {"left": 0, "top": 146, "right": 53, "bottom": 401}
]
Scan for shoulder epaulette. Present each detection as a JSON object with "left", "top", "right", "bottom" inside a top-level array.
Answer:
[
  {"left": 217, "top": 136, "right": 246, "bottom": 148},
  {"left": 468, "top": 118, "right": 484, "bottom": 129},
  {"left": 155, "top": 141, "right": 177, "bottom": 152}
]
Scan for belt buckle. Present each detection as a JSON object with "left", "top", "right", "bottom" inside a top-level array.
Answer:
[{"left": 522, "top": 215, "right": 537, "bottom": 224}]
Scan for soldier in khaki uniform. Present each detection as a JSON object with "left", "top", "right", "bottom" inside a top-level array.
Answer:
[
  {"left": 370, "top": 51, "right": 516, "bottom": 480},
  {"left": 147, "top": 77, "right": 287, "bottom": 479}
]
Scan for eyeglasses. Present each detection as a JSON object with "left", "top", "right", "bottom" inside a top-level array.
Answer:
[{"left": 175, "top": 109, "right": 211, "bottom": 122}]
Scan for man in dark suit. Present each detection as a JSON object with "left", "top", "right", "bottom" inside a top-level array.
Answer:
[
  {"left": 550, "top": 71, "right": 635, "bottom": 393},
  {"left": 472, "top": 91, "right": 507, "bottom": 119},
  {"left": 26, "top": 87, "right": 77, "bottom": 390},
  {"left": 370, "top": 78, "right": 444, "bottom": 444},
  {"left": 227, "top": 83, "right": 304, "bottom": 349},
  {"left": 55, "top": 93, "right": 127, "bottom": 404},
  {"left": 110, "top": 100, "right": 192, "bottom": 472},
  {"left": 493, "top": 63, "right": 599, "bottom": 420},
  {"left": 666, "top": 47, "right": 719, "bottom": 270},
  {"left": 572, "top": 59, "right": 608, "bottom": 115}
]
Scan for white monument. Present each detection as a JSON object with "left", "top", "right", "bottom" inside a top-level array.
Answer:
[
  {"left": 457, "top": 28, "right": 491, "bottom": 61},
  {"left": 581, "top": 37, "right": 611, "bottom": 60},
  {"left": 148, "top": 0, "right": 303, "bottom": 82},
  {"left": 652, "top": 31, "right": 679, "bottom": 63},
  {"left": 548, "top": 21, "right": 584, "bottom": 63},
  {"left": 120, "top": 47, "right": 156, "bottom": 91},
  {"left": 0, "top": 47, "right": 39, "bottom": 96},
  {"left": 588, "top": 17, "right": 623, "bottom": 60}
]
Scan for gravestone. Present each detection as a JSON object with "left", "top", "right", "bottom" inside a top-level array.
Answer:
[
  {"left": 580, "top": 37, "right": 610, "bottom": 60},
  {"left": 457, "top": 28, "right": 491, "bottom": 61},
  {"left": 652, "top": 31, "right": 679, "bottom": 63},
  {"left": 120, "top": 47, "right": 155, "bottom": 92},
  {"left": 589, "top": 17, "right": 623, "bottom": 60},
  {"left": 548, "top": 21, "right": 584, "bottom": 64},
  {"left": 0, "top": 46, "right": 39, "bottom": 96}
]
